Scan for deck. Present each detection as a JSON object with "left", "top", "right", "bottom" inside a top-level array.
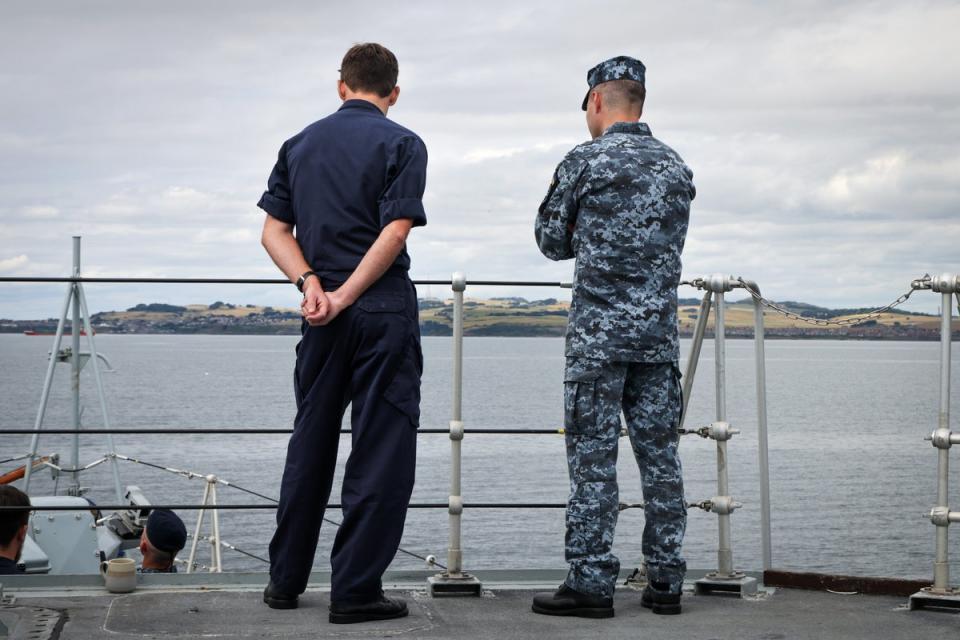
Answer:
[{"left": 1, "top": 570, "right": 957, "bottom": 639}]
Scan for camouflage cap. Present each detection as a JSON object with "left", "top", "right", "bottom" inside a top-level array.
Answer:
[{"left": 581, "top": 56, "right": 646, "bottom": 110}]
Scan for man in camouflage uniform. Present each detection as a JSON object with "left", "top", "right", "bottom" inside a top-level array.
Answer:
[{"left": 531, "top": 56, "right": 695, "bottom": 619}]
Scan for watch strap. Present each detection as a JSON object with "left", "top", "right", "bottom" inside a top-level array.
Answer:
[{"left": 296, "top": 271, "right": 317, "bottom": 293}]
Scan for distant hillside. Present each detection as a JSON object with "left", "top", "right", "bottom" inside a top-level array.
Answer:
[{"left": 0, "top": 297, "right": 955, "bottom": 340}]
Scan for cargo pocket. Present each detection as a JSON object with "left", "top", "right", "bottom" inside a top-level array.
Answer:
[
  {"left": 672, "top": 362, "right": 684, "bottom": 434},
  {"left": 383, "top": 338, "right": 422, "bottom": 429},
  {"left": 564, "top": 364, "right": 601, "bottom": 435}
]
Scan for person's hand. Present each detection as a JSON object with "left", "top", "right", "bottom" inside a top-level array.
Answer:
[
  {"left": 301, "top": 278, "right": 329, "bottom": 325},
  {"left": 315, "top": 289, "right": 350, "bottom": 326}
]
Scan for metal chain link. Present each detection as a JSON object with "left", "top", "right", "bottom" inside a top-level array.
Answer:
[{"left": 734, "top": 276, "right": 928, "bottom": 328}]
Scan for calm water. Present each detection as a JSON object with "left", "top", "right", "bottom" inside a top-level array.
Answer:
[{"left": 1, "top": 333, "right": 958, "bottom": 579}]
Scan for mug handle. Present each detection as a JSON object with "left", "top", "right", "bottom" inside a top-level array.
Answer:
[{"left": 100, "top": 560, "right": 108, "bottom": 576}]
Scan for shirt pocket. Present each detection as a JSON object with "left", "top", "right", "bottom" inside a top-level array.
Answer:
[{"left": 564, "top": 367, "right": 602, "bottom": 435}]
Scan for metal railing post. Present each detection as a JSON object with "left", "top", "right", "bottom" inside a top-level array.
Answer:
[
  {"left": 22, "top": 285, "right": 73, "bottom": 493},
  {"left": 69, "top": 237, "right": 82, "bottom": 496},
  {"left": 910, "top": 273, "right": 960, "bottom": 611},
  {"left": 681, "top": 291, "right": 712, "bottom": 427},
  {"left": 933, "top": 289, "right": 952, "bottom": 591},
  {"left": 742, "top": 280, "right": 773, "bottom": 571},
  {"left": 427, "top": 271, "right": 481, "bottom": 596},
  {"left": 714, "top": 289, "right": 733, "bottom": 576},
  {"left": 77, "top": 285, "right": 124, "bottom": 502},
  {"left": 694, "top": 274, "right": 757, "bottom": 597},
  {"left": 185, "top": 480, "right": 210, "bottom": 574}
]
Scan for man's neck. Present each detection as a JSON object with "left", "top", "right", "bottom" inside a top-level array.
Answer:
[
  {"left": 599, "top": 114, "right": 640, "bottom": 133},
  {"left": 141, "top": 556, "right": 173, "bottom": 571},
  {"left": 0, "top": 546, "right": 18, "bottom": 562},
  {"left": 342, "top": 93, "right": 391, "bottom": 115}
]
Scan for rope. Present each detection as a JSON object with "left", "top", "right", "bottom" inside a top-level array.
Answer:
[
  {"left": 111, "top": 453, "right": 447, "bottom": 570},
  {"left": 735, "top": 277, "right": 921, "bottom": 328},
  {"left": 189, "top": 534, "right": 270, "bottom": 565}
]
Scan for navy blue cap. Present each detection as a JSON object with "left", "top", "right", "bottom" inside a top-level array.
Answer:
[
  {"left": 582, "top": 56, "right": 646, "bottom": 110},
  {"left": 145, "top": 509, "right": 187, "bottom": 553}
]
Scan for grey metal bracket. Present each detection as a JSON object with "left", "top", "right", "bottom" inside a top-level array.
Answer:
[
  {"left": 909, "top": 587, "right": 960, "bottom": 611},
  {"left": 426, "top": 572, "right": 483, "bottom": 597},
  {"left": 695, "top": 573, "right": 758, "bottom": 598}
]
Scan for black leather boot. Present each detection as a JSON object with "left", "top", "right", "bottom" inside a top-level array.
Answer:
[
  {"left": 329, "top": 594, "right": 409, "bottom": 624},
  {"left": 262, "top": 580, "right": 299, "bottom": 610},
  {"left": 641, "top": 581, "right": 682, "bottom": 615},
  {"left": 531, "top": 584, "right": 614, "bottom": 618}
]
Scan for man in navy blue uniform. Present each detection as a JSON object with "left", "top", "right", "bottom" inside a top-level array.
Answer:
[{"left": 257, "top": 43, "right": 427, "bottom": 624}]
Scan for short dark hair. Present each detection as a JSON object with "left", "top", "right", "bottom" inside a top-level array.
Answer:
[
  {"left": 0, "top": 486, "right": 31, "bottom": 547},
  {"left": 144, "top": 537, "right": 176, "bottom": 567},
  {"left": 597, "top": 79, "right": 646, "bottom": 114},
  {"left": 340, "top": 43, "right": 399, "bottom": 98}
]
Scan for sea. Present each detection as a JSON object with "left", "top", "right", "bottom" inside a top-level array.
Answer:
[{"left": 1, "top": 333, "right": 958, "bottom": 580}]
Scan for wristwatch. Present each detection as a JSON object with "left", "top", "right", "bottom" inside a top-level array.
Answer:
[{"left": 296, "top": 271, "right": 317, "bottom": 293}]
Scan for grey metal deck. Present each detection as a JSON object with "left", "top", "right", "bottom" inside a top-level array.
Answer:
[{"left": 2, "top": 572, "right": 957, "bottom": 639}]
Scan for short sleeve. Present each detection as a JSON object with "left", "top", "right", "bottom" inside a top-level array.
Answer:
[
  {"left": 378, "top": 135, "right": 428, "bottom": 228},
  {"left": 257, "top": 142, "right": 294, "bottom": 224}
]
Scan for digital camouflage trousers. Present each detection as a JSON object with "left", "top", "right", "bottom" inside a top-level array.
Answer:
[{"left": 563, "top": 357, "right": 687, "bottom": 598}]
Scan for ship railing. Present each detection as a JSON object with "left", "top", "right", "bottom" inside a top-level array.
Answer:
[{"left": 1, "top": 238, "right": 957, "bottom": 609}]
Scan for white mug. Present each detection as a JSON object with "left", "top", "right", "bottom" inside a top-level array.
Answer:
[{"left": 100, "top": 557, "right": 137, "bottom": 593}]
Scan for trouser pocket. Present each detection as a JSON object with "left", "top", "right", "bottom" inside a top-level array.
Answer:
[
  {"left": 564, "top": 359, "right": 602, "bottom": 435},
  {"left": 672, "top": 362, "right": 684, "bottom": 433},
  {"left": 383, "top": 337, "right": 423, "bottom": 429}
]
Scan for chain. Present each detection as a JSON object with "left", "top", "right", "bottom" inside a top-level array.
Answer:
[{"left": 734, "top": 276, "right": 928, "bottom": 328}]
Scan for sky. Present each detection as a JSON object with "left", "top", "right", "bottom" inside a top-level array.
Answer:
[{"left": 1, "top": 0, "right": 958, "bottom": 319}]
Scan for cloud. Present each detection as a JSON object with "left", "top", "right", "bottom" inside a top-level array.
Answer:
[
  {"left": 0, "top": 0, "right": 958, "bottom": 319},
  {"left": 20, "top": 205, "right": 59, "bottom": 218},
  {"left": 0, "top": 254, "right": 29, "bottom": 273}
]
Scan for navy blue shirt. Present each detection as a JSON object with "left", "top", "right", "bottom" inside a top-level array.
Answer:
[
  {"left": 0, "top": 556, "right": 23, "bottom": 575},
  {"left": 257, "top": 99, "right": 428, "bottom": 274}
]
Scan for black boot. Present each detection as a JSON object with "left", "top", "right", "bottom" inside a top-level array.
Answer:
[
  {"left": 640, "top": 581, "right": 682, "bottom": 615},
  {"left": 263, "top": 580, "right": 299, "bottom": 610},
  {"left": 531, "top": 584, "right": 614, "bottom": 618},
  {"left": 329, "top": 594, "right": 409, "bottom": 624}
]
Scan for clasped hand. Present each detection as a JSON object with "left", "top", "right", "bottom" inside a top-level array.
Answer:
[{"left": 301, "top": 282, "right": 347, "bottom": 326}]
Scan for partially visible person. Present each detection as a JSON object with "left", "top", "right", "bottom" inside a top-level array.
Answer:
[
  {"left": 0, "top": 485, "right": 31, "bottom": 575},
  {"left": 138, "top": 509, "right": 187, "bottom": 573}
]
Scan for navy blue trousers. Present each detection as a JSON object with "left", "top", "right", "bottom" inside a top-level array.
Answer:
[{"left": 268, "top": 274, "right": 421, "bottom": 604}]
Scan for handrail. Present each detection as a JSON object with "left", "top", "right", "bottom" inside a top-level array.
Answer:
[
  {"left": 0, "top": 276, "right": 571, "bottom": 287},
  {"left": 1, "top": 428, "right": 564, "bottom": 435},
  {"left": 0, "top": 502, "right": 625, "bottom": 511}
]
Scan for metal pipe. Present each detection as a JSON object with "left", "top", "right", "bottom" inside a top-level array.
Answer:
[
  {"left": 933, "top": 291, "right": 952, "bottom": 591},
  {"left": 0, "top": 502, "right": 599, "bottom": 511},
  {"left": 447, "top": 272, "right": 466, "bottom": 577},
  {"left": 185, "top": 481, "right": 210, "bottom": 574},
  {"left": 714, "top": 291, "right": 734, "bottom": 576},
  {"left": 210, "top": 479, "right": 222, "bottom": 573},
  {"left": 77, "top": 284, "right": 125, "bottom": 502},
  {"left": 0, "top": 276, "right": 572, "bottom": 288},
  {"left": 681, "top": 291, "right": 712, "bottom": 427},
  {"left": 23, "top": 284, "right": 73, "bottom": 493},
  {"left": 744, "top": 280, "right": 773, "bottom": 571},
  {"left": 70, "top": 237, "right": 81, "bottom": 495},
  {"left": 1, "top": 427, "right": 570, "bottom": 435}
]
